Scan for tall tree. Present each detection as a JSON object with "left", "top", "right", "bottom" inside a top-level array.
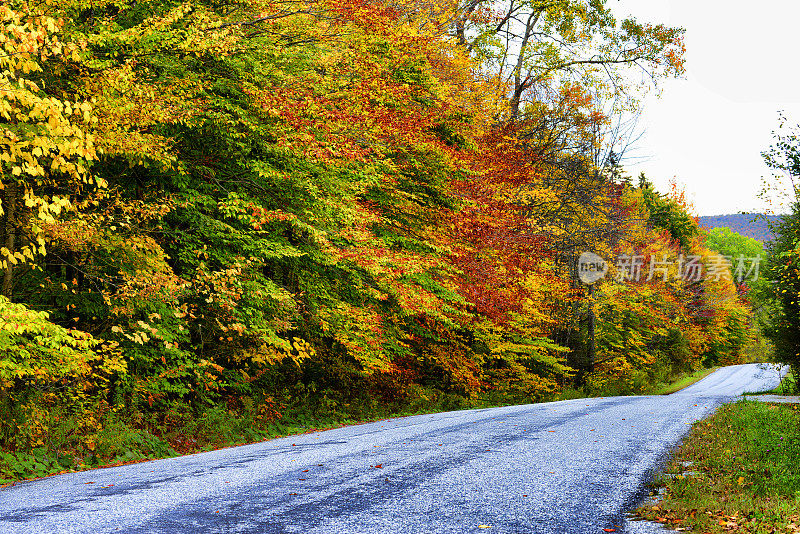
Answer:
[
  {"left": 449, "top": 0, "right": 685, "bottom": 119},
  {"left": 762, "top": 115, "right": 800, "bottom": 383},
  {"left": 0, "top": 3, "right": 98, "bottom": 298}
]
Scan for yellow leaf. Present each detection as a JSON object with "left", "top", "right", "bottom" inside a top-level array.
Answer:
[{"left": 11, "top": 166, "right": 21, "bottom": 176}]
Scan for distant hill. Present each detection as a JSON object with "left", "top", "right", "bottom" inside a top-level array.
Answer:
[{"left": 698, "top": 214, "right": 782, "bottom": 243}]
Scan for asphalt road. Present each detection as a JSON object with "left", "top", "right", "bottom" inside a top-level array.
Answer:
[{"left": 0, "top": 363, "right": 787, "bottom": 534}]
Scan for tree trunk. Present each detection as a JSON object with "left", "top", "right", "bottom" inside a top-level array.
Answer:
[
  {"left": 2, "top": 182, "right": 18, "bottom": 298},
  {"left": 586, "top": 283, "right": 595, "bottom": 373}
]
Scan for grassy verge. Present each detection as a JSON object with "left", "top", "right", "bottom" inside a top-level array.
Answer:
[
  {"left": 647, "top": 367, "right": 720, "bottom": 396},
  {"left": 635, "top": 400, "right": 800, "bottom": 533}
]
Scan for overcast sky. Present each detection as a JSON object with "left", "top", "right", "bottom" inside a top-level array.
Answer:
[{"left": 610, "top": 0, "right": 800, "bottom": 216}]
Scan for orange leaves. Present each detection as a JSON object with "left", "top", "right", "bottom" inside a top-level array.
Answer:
[
  {"left": 450, "top": 125, "right": 562, "bottom": 325},
  {"left": 232, "top": 0, "right": 489, "bottom": 170}
]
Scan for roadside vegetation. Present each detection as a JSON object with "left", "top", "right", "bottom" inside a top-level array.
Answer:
[
  {"left": 0, "top": 0, "right": 768, "bottom": 483},
  {"left": 769, "top": 374, "right": 798, "bottom": 395},
  {"left": 648, "top": 367, "right": 720, "bottom": 396},
  {"left": 636, "top": 401, "right": 800, "bottom": 533},
  {"left": 762, "top": 126, "right": 800, "bottom": 387}
]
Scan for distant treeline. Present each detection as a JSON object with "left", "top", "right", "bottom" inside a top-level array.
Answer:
[{"left": 698, "top": 214, "right": 781, "bottom": 243}]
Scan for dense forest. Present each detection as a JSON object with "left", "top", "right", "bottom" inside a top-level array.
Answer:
[{"left": 0, "top": 0, "right": 768, "bottom": 480}]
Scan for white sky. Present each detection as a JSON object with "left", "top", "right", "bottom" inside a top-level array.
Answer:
[{"left": 611, "top": 0, "right": 800, "bottom": 215}]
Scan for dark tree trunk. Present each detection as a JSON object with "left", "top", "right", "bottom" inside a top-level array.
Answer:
[{"left": 2, "top": 182, "right": 19, "bottom": 298}]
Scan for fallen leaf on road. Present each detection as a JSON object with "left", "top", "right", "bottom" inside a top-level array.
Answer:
[
  {"left": 603, "top": 529, "right": 616, "bottom": 532},
  {"left": 477, "top": 525, "right": 491, "bottom": 529},
  {"left": 302, "top": 469, "right": 309, "bottom": 472},
  {"left": 374, "top": 464, "right": 383, "bottom": 468}
]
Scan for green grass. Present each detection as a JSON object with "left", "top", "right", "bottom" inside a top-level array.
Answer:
[
  {"left": 635, "top": 400, "right": 800, "bottom": 532},
  {"left": 647, "top": 367, "right": 719, "bottom": 395}
]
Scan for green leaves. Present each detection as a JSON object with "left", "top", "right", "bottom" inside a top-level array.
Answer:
[{"left": 0, "top": 296, "right": 126, "bottom": 390}]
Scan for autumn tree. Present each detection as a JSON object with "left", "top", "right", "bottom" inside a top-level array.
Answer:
[
  {"left": 449, "top": 0, "right": 685, "bottom": 120},
  {"left": 0, "top": 3, "right": 98, "bottom": 298},
  {"left": 762, "top": 116, "right": 800, "bottom": 385}
]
